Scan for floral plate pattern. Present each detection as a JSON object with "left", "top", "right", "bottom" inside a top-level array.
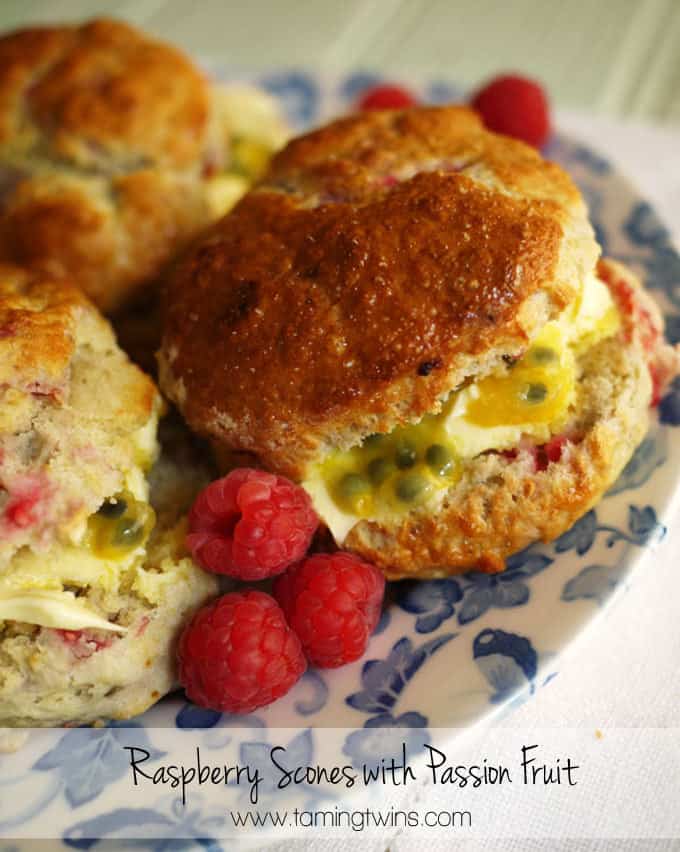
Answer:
[{"left": 2, "top": 70, "right": 680, "bottom": 846}]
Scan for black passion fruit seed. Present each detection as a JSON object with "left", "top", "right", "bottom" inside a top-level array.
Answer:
[
  {"left": 338, "top": 473, "right": 371, "bottom": 499},
  {"left": 425, "top": 444, "right": 452, "bottom": 475},
  {"left": 395, "top": 443, "right": 417, "bottom": 469},
  {"left": 395, "top": 473, "right": 428, "bottom": 502},
  {"left": 96, "top": 498, "right": 127, "bottom": 519},
  {"left": 530, "top": 346, "right": 558, "bottom": 364},
  {"left": 363, "top": 434, "right": 385, "bottom": 448},
  {"left": 521, "top": 382, "right": 548, "bottom": 404},
  {"left": 367, "top": 457, "right": 396, "bottom": 486}
]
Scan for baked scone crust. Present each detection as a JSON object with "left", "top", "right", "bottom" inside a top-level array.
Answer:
[
  {"left": 160, "top": 106, "right": 599, "bottom": 479},
  {"left": 0, "top": 18, "right": 218, "bottom": 312},
  {"left": 0, "top": 263, "right": 160, "bottom": 562},
  {"left": 346, "top": 259, "right": 673, "bottom": 577}
]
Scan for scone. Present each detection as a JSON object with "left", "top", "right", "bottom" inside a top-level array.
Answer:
[
  {"left": 0, "top": 264, "right": 216, "bottom": 725},
  {"left": 0, "top": 18, "right": 287, "bottom": 313},
  {"left": 158, "top": 106, "right": 677, "bottom": 579}
]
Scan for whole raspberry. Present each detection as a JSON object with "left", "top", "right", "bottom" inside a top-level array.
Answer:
[
  {"left": 274, "top": 553, "right": 385, "bottom": 668},
  {"left": 358, "top": 83, "right": 417, "bottom": 111},
  {"left": 178, "top": 590, "right": 306, "bottom": 714},
  {"left": 470, "top": 74, "right": 551, "bottom": 148},
  {"left": 186, "top": 469, "right": 318, "bottom": 581}
]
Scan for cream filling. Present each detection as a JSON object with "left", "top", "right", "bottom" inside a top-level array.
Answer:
[
  {"left": 0, "top": 405, "right": 161, "bottom": 633},
  {"left": 304, "top": 270, "right": 619, "bottom": 545}
]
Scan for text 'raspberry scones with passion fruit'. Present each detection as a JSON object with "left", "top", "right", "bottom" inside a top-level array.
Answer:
[
  {"left": 0, "top": 18, "right": 288, "bottom": 314},
  {"left": 0, "top": 265, "right": 216, "bottom": 725},
  {"left": 159, "top": 105, "right": 679, "bottom": 579}
]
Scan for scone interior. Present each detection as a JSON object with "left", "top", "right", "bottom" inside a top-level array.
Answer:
[
  {"left": 0, "top": 266, "right": 215, "bottom": 725},
  {"left": 303, "top": 265, "right": 622, "bottom": 545}
]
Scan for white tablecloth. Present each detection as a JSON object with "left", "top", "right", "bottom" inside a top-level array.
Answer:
[{"left": 265, "top": 112, "right": 680, "bottom": 852}]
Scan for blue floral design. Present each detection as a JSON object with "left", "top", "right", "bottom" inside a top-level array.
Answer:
[
  {"left": 473, "top": 629, "right": 538, "bottom": 703},
  {"left": 64, "top": 798, "right": 223, "bottom": 850},
  {"left": 373, "top": 606, "right": 391, "bottom": 635},
  {"left": 396, "top": 578, "right": 462, "bottom": 633},
  {"left": 607, "top": 433, "right": 666, "bottom": 495},
  {"left": 426, "top": 79, "right": 463, "bottom": 104},
  {"left": 555, "top": 510, "right": 599, "bottom": 555},
  {"left": 457, "top": 550, "right": 553, "bottom": 625},
  {"left": 258, "top": 71, "right": 319, "bottom": 127},
  {"left": 659, "top": 376, "right": 680, "bottom": 426},
  {"left": 343, "top": 713, "right": 429, "bottom": 772},
  {"left": 580, "top": 184, "right": 609, "bottom": 254},
  {"left": 294, "top": 669, "right": 329, "bottom": 716},
  {"left": 396, "top": 549, "right": 552, "bottom": 631},
  {"left": 619, "top": 203, "right": 680, "bottom": 306},
  {"left": 176, "top": 704, "right": 222, "bottom": 730},
  {"left": 625, "top": 505, "right": 666, "bottom": 545},
  {"left": 624, "top": 202, "right": 670, "bottom": 249},
  {"left": 664, "top": 314, "right": 680, "bottom": 346},
  {"left": 642, "top": 246, "right": 680, "bottom": 307},
  {"left": 346, "top": 634, "right": 454, "bottom": 719},
  {"left": 34, "top": 724, "right": 164, "bottom": 809},
  {"left": 236, "top": 729, "right": 332, "bottom": 809},
  {"left": 562, "top": 564, "right": 624, "bottom": 605},
  {"left": 337, "top": 71, "right": 384, "bottom": 103},
  {"left": 555, "top": 505, "right": 665, "bottom": 555}
]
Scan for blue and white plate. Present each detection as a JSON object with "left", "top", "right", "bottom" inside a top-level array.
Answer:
[{"left": 3, "top": 71, "right": 680, "bottom": 844}]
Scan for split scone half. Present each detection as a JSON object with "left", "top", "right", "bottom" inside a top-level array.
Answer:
[
  {"left": 159, "top": 106, "right": 678, "bottom": 579},
  {"left": 0, "top": 264, "right": 216, "bottom": 726},
  {"left": 0, "top": 18, "right": 287, "bottom": 313}
]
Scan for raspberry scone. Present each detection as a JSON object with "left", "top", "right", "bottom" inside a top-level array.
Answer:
[
  {"left": 0, "top": 264, "right": 216, "bottom": 726},
  {"left": 159, "top": 106, "right": 679, "bottom": 579},
  {"left": 0, "top": 18, "right": 287, "bottom": 313}
]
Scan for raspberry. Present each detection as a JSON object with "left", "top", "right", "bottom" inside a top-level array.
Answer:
[
  {"left": 532, "top": 435, "right": 568, "bottom": 472},
  {"left": 186, "top": 469, "right": 318, "bottom": 581},
  {"left": 358, "top": 84, "right": 417, "bottom": 111},
  {"left": 273, "top": 553, "right": 385, "bottom": 668},
  {"left": 470, "top": 74, "right": 551, "bottom": 148},
  {"left": 178, "top": 590, "right": 306, "bottom": 714},
  {"left": 55, "top": 629, "right": 114, "bottom": 659}
]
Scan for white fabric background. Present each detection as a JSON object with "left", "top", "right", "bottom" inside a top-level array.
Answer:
[{"left": 264, "top": 113, "right": 680, "bottom": 852}]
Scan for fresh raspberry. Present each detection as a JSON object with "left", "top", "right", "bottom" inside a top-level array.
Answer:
[
  {"left": 55, "top": 629, "right": 114, "bottom": 660},
  {"left": 273, "top": 553, "right": 385, "bottom": 668},
  {"left": 186, "top": 469, "right": 318, "bottom": 581},
  {"left": 470, "top": 74, "right": 551, "bottom": 148},
  {"left": 3, "top": 477, "right": 44, "bottom": 529},
  {"left": 532, "top": 435, "right": 568, "bottom": 472},
  {"left": 358, "top": 84, "right": 417, "bottom": 111},
  {"left": 178, "top": 590, "right": 306, "bottom": 714}
]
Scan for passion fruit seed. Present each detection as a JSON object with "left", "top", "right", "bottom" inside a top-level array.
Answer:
[
  {"left": 395, "top": 443, "right": 417, "bottom": 469},
  {"left": 530, "top": 346, "right": 558, "bottom": 364},
  {"left": 96, "top": 497, "right": 127, "bottom": 519},
  {"left": 395, "top": 472, "right": 428, "bottom": 502},
  {"left": 338, "top": 473, "right": 371, "bottom": 499},
  {"left": 367, "top": 457, "right": 396, "bottom": 486},
  {"left": 363, "top": 433, "right": 385, "bottom": 448},
  {"left": 521, "top": 382, "right": 548, "bottom": 404},
  {"left": 112, "top": 517, "right": 146, "bottom": 549},
  {"left": 425, "top": 443, "right": 453, "bottom": 475}
]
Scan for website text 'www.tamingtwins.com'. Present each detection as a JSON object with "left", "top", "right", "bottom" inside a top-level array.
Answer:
[{"left": 228, "top": 805, "right": 472, "bottom": 833}]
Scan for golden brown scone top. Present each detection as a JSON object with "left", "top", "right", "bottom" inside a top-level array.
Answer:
[
  {"left": 0, "top": 17, "right": 210, "bottom": 170},
  {"left": 0, "top": 262, "right": 156, "bottom": 424},
  {"left": 160, "top": 106, "right": 599, "bottom": 479},
  {"left": 0, "top": 18, "right": 220, "bottom": 313}
]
